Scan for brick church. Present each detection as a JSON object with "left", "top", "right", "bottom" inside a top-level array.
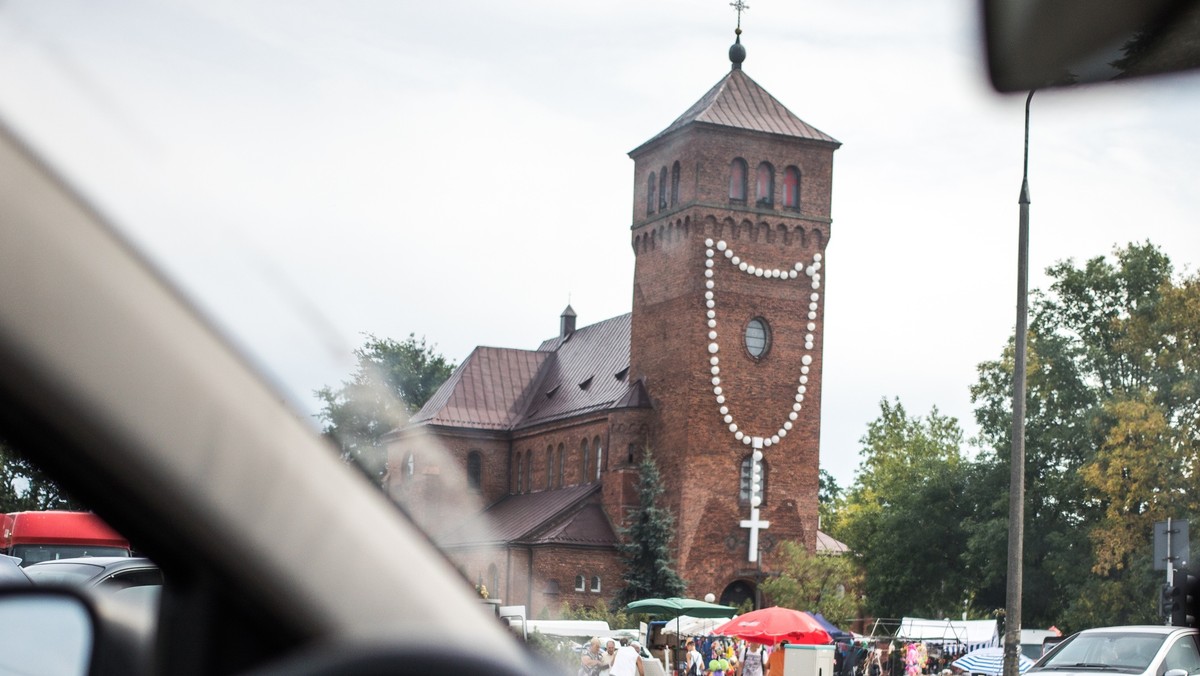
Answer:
[{"left": 384, "top": 29, "right": 843, "bottom": 619}]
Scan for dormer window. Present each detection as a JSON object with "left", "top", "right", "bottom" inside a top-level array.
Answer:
[
  {"left": 729, "top": 158, "right": 747, "bottom": 202},
  {"left": 783, "top": 166, "right": 801, "bottom": 210},
  {"left": 756, "top": 162, "right": 774, "bottom": 207}
]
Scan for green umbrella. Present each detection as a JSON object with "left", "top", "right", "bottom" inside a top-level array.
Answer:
[
  {"left": 626, "top": 598, "right": 736, "bottom": 655},
  {"left": 625, "top": 597, "right": 737, "bottom": 620}
]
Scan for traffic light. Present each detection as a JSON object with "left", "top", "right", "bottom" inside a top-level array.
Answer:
[
  {"left": 1162, "top": 583, "right": 1174, "bottom": 619},
  {"left": 1171, "top": 569, "right": 1200, "bottom": 627}
]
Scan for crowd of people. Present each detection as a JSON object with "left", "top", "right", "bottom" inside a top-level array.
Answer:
[
  {"left": 580, "top": 635, "right": 790, "bottom": 676},
  {"left": 580, "top": 637, "right": 645, "bottom": 676},
  {"left": 836, "top": 641, "right": 958, "bottom": 676},
  {"left": 579, "top": 632, "right": 979, "bottom": 676}
]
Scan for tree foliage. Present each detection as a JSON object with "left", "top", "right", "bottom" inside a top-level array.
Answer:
[
  {"left": 0, "top": 439, "right": 80, "bottom": 512},
  {"left": 834, "top": 398, "right": 969, "bottom": 619},
  {"left": 616, "top": 447, "right": 686, "bottom": 606},
  {"left": 965, "top": 242, "right": 1198, "bottom": 630},
  {"left": 818, "top": 469, "right": 844, "bottom": 534},
  {"left": 759, "top": 541, "right": 861, "bottom": 625},
  {"left": 315, "top": 333, "right": 454, "bottom": 480}
]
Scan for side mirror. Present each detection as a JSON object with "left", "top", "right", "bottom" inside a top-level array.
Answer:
[
  {"left": 0, "top": 588, "right": 94, "bottom": 676},
  {"left": 983, "top": 0, "right": 1200, "bottom": 91}
]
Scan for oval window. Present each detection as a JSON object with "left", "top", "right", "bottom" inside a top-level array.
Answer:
[{"left": 745, "top": 318, "right": 770, "bottom": 358}]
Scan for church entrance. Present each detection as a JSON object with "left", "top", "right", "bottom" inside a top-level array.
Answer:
[{"left": 719, "top": 579, "right": 757, "bottom": 610}]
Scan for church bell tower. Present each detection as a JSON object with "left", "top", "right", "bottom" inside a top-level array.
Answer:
[{"left": 626, "top": 25, "right": 840, "bottom": 607}]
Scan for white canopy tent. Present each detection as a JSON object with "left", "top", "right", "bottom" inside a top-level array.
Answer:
[
  {"left": 661, "top": 614, "right": 736, "bottom": 636},
  {"left": 896, "top": 618, "right": 999, "bottom": 654},
  {"left": 525, "top": 619, "right": 611, "bottom": 639}
]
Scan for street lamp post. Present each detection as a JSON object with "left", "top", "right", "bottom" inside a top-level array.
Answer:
[{"left": 1003, "top": 89, "right": 1034, "bottom": 676}]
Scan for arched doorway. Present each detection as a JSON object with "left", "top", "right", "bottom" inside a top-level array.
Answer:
[{"left": 720, "top": 579, "right": 757, "bottom": 610}]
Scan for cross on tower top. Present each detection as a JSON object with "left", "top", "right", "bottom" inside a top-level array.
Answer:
[
  {"left": 730, "top": 0, "right": 749, "bottom": 31},
  {"left": 727, "top": 1, "right": 748, "bottom": 69}
]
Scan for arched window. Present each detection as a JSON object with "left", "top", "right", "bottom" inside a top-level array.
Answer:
[
  {"left": 593, "top": 436, "right": 603, "bottom": 481},
  {"left": 467, "top": 451, "right": 482, "bottom": 492},
  {"left": 658, "top": 167, "right": 668, "bottom": 210},
  {"left": 783, "top": 166, "right": 801, "bottom": 209},
  {"left": 545, "top": 447, "right": 553, "bottom": 490},
  {"left": 581, "top": 439, "right": 590, "bottom": 484},
  {"left": 516, "top": 453, "right": 524, "bottom": 493},
  {"left": 591, "top": 575, "right": 602, "bottom": 593},
  {"left": 556, "top": 443, "right": 565, "bottom": 487},
  {"left": 756, "top": 162, "right": 775, "bottom": 207},
  {"left": 670, "top": 161, "right": 680, "bottom": 207},
  {"left": 575, "top": 575, "right": 586, "bottom": 592},
  {"left": 729, "top": 158, "right": 748, "bottom": 202},
  {"left": 525, "top": 449, "right": 532, "bottom": 492},
  {"left": 404, "top": 452, "right": 414, "bottom": 481},
  {"left": 488, "top": 563, "right": 499, "bottom": 597},
  {"left": 647, "top": 172, "right": 657, "bottom": 215},
  {"left": 739, "top": 455, "right": 768, "bottom": 506}
]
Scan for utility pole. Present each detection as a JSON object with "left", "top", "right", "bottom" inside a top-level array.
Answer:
[{"left": 1003, "top": 89, "right": 1034, "bottom": 676}]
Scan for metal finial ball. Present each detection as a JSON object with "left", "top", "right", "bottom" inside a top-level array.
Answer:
[{"left": 729, "top": 40, "right": 746, "bottom": 67}]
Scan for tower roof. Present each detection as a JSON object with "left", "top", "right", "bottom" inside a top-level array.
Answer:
[{"left": 630, "top": 68, "right": 840, "bottom": 156}]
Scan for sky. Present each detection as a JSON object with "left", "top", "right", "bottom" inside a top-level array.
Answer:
[{"left": 1, "top": 0, "right": 1198, "bottom": 488}]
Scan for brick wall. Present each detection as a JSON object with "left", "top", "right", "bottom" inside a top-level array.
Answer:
[{"left": 629, "top": 122, "right": 834, "bottom": 599}]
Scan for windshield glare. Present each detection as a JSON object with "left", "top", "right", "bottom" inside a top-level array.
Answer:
[{"left": 1039, "top": 633, "right": 1166, "bottom": 672}]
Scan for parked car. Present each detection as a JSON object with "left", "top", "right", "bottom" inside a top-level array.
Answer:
[
  {"left": 0, "top": 555, "right": 30, "bottom": 588},
  {"left": 23, "top": 557, "right": 161, "bottom": 591},
  {"left": 1029, "top": 626, "right": 1200, "bottom": 676}
]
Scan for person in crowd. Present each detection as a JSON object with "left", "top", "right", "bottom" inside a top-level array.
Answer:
[
  {"left": 768, "top": 640, "right": 789, "bottom": 676},
  {"left": 740, "top": 641, "right": 767, "bottom": 676},
  {"left": 581, "top": 637, "right": 607, "bottom": 676},
  {"left": 610, "top": 639, "right": 645, "bottom": 676},
  {"left": 685, "top": 639, "right": 705, "bottom": 676},
  {"left": 604, "top": 639, "right": 618, "bottom": 673}
]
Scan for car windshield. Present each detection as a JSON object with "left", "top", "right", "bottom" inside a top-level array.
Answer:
[
  {"left": 12, "top": 546, "right": 130, "bottom": 567},
  {"left": 1037, "top": 633, "right": 1167, "bottom": 673},
  {"left": 3, "top": 3, "right": 1200, "bottom": 666}
]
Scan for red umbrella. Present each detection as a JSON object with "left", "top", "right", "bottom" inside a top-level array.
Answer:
[{"left": 712, "top": 607, "right": 832, "bottom": 646}]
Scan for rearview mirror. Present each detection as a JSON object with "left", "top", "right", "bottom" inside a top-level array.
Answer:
[
  {"left": 983, "top": 0, "right": 1200, "bottom": 91},
  {"left": 0, "top": 589, "right": 94, "bottom": 676}
]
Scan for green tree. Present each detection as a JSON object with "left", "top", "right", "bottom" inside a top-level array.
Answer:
[
  {"left": 560, "top": 599, "right": 630, "bottom": 628},
  {"left": 818, "top": 469, "right": 843, "bottom": 534},
  {"left": 0, "top": 439, "right": 80, "bottom": 512},
  {"left": 966, "top": 242, "right": 1198, "bottom": 630},
  {"left": 835, "top": 398, "right": 969, "bottom": 618},
  {"left": 965, "top": 328, "right": 1098, "bottom": 627},
  {"left": 315, "top": 333, "right": 455, "bottom": 480},
  {"left": 759, "top": 540, "right": 861, "bottom": 625},
  {"left": 615, "top": 447, "right": 686, "bottom": 606}
]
